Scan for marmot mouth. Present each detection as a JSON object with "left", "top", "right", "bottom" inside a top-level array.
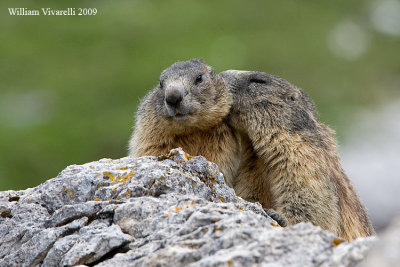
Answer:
[
  {"left": 164, "top": 113, "right": 191, "bottom": 124},
  {"left": 173, "top": 110, "right": 194, "bottom": 119},
  {"left": 174, "top": 113, "right": 187, "bottom": 119},
  {"left": 166, "top": 106, "right": 192, "bottom": 119},
  {"left": 164, "top": 111, "right": 190, "bottom": 120}
]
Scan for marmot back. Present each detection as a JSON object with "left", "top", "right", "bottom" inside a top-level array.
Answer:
[
  {"left": 129, "top": 59, "right": 240, "bottom": 187},
  {"left": 219, "top": 70, "right": 374, "bottom": 241}
]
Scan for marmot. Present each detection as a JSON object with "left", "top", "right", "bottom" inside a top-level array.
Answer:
[
  {"left": 129, "top": 59, "right": 241, "bottom": 187},
  {"left": 219, "top": 70, "right": 374, "bottom": 241}
]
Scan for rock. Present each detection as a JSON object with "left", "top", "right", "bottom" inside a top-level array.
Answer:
[{"left": 0, "top": 148, "right": 376, "bottom": 267}]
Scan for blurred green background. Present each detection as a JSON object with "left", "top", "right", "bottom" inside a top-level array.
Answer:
[{"left": 1, "top": 0, "right": 399, "bottom": 190}]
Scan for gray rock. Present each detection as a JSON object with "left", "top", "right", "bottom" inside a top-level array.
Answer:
[{"left": 0, "top": 148, "right": 376, "bottom": 267}]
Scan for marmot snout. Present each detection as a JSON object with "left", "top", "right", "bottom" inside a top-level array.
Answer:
[{"left": 165, "top": 87, "right": 183, "bottom": 111}]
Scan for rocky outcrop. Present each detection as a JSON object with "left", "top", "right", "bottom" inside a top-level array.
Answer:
[{"left": 0, "top": 148, "right": 376, "bottom": 267}]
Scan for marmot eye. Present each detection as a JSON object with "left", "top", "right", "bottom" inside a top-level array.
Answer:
[
  {"left": 195, "top": 74, "right": 203, "bottom": 84},
  {"left": 159, "top": 80, "right": 164, "bottom": 88}
]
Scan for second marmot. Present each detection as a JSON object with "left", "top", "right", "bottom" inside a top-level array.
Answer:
[{"left": 220, "top": 70, "right": 374, "bottom": 241}]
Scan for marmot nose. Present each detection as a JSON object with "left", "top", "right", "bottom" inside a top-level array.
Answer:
[{"left": 165, "top": 89, "right": 183, "bottom": 107}]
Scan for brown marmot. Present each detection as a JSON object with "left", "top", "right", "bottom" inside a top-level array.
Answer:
[
  {"left": 219, "top": 70, "right": 374, "bottom": 241},
  {"left": 129, "top": 59, "right": 240, "bottom": 187}
]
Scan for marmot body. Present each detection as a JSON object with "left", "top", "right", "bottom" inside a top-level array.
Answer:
[
  {"left": 220, "top": 70, "right": 374, "bottom": 241},
  {"left": 129, "top": 59, "right": 240, "bottom": 187}
]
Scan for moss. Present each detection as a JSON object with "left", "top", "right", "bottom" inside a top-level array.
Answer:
[
  {"left": 184, "top": 152, "right": 193, "bottom": 160},
  {"left": 157, "top": 150, "right": 178, "bottom": 161},
  {"left": 103, "top": 171, "right": 114, "bottom": 180},
  {"left": 332, "top": 238, "right": 343, "bottom": 246},
  {"left": 148, "top": 178, "right": 156, "bottom": 189},
  {"left": 62, "top": 186, "right": 68, "bottom": 196}
]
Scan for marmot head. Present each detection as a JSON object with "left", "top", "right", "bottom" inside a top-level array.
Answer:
[
  {"left": 219, "top": 70, "right": 319, "bottom": 134},
  {"left": 155, "top": 59, "right": 232, "bottom": 132}
]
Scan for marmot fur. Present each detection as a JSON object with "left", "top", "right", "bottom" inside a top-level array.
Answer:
[
  {"left": 219, "top": 70, "right": 374, "bottom": 241},
  {"left": 129, "top": 59, "right": 240, "bottom": 187}
]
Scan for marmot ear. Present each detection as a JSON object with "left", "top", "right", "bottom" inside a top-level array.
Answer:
[
  {"left": 285, "top": 91, "right": 299, "bottom": 102},
  {"left": 192, "top": 58, "right": 204, "bottom": 64},
  {"left": 209, "top": 68, "right": 215, "bottom": 76}
]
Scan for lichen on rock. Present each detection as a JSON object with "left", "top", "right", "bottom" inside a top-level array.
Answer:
[{"left": 0, "top": 148, "right": 376, "bottom": 267}]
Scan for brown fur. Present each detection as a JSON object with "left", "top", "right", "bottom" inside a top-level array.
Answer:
[
  {"left": 129, "top": 59, "right": 240, "bottom": 187},
  {"left": 220, "top": 70, "right": 374, "bottom": 241}
]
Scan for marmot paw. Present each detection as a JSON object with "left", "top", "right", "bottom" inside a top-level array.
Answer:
[{"left": 263, "top": 208, "right": 287, "bottom": 227}]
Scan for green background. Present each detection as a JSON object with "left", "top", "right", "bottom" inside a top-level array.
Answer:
[{"left": 1, "top": 0, "right": 399, "bottom": 190}]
